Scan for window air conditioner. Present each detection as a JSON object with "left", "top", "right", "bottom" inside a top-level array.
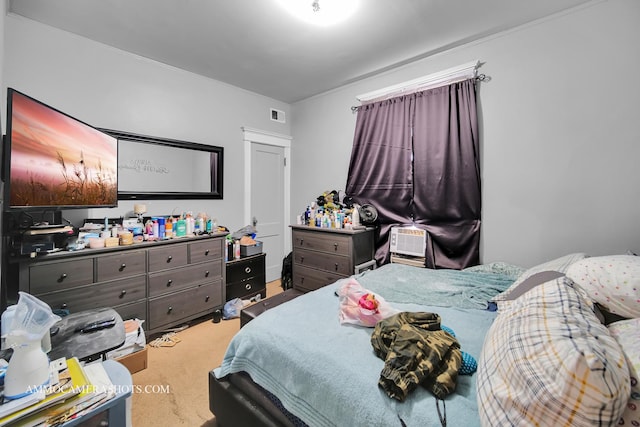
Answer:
[{"left": 389, "top": 226, "right": 426, "bottom": 258}]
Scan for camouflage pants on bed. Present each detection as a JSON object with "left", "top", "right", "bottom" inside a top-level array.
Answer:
[{"left": 371, "top": 311, "right": 462, "bottom": 401}]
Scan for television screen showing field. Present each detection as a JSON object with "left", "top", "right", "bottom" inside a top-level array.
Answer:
[{"left": 8, "top": 91, "right": 118, "bottom": 208}]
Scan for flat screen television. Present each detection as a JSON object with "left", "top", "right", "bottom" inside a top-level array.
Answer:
[{"left": 3, "top": 88, "right": 118, "bottom": 211}]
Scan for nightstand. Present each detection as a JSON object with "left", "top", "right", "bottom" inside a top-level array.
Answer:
[{"left": 225, "top": 253, "right": 266, "bottom": 301}]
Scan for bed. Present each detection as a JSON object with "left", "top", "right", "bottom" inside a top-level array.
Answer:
[{"left": 209, "top": 254, "right": 640, "bottom": 427}]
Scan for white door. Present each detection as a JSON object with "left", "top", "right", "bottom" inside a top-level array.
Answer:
[
  {"left": 243, "top": 128, "right": 291, "bottom": 284},
  {"left": 251, "top": 143, "right": 284, "bottom": 281}
]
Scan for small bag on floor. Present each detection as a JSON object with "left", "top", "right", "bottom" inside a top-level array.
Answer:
[{"left": 223, "top": 298, "right": 244, "bottom": 320}]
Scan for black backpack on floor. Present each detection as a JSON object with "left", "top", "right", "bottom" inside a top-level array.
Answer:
[{"left": 281, "top": 252, "right": 293, "bottom": 290}]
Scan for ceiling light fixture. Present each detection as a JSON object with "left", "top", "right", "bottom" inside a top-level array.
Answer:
[{"left": 276, "top": 0, "right": 359, "bottom": 27}]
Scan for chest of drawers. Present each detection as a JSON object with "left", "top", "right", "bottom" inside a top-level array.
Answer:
[
  {"left": 12, "top": 233, "right": 226, "bottom": 335},
  {"left": 290, "top": 226, "right": 375, "bottom": 292},
  {"left": 225, "top": 253, "right": 266, "bottom": 301}
]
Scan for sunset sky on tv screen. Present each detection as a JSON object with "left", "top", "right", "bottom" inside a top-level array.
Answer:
[{"left": 9, "top": 91, "right": 118, "bottom": 207}]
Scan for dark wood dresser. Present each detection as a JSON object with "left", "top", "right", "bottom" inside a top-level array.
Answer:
[
  {"left": 290, "top": 225, "right": 376, "bottom": 292},
  {"left": 11, "top": 233, "right": 227, "bottom": 335}
]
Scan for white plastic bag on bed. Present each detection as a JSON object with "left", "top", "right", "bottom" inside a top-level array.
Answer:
[{"left": 337, "top": 278, "right": 399, "bottom": 327}]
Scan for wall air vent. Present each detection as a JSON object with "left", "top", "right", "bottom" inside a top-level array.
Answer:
[{"left": 270, "top": 108, "right": 286, "bottom": 123}]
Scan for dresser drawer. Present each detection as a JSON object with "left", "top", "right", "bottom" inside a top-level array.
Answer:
[
  {"left": 226, "top": 275, "right": 266, "bottom": 301},
  {"left": 292, "top": 264, "right": 343, "bottom": 293},
  {"left": 96, "top": 250, "right": 146, "bottom": 282},
  {"left": 148, "top": 260, "right": 222, "bottom": 297},
  {"left": 148, "top": 281, "right": 223, "bottom": 330},
  {"left": 37, "top": 275, "right": 146, "bottom": 313},
  {"left": 148, "top": 244, "right": 188, "bottom": 272},
  {"left": 113, "top": 300, "right": 147, "bottom": 325},
  {"left": 293, "top": 248, "right": 351, "bottom": 276},
  {"left": 226, "top": 254, "right": 265, "bottom": 283},
  {"left": 293, "top": 231, "right": 351, "bottom": 256},
  {"left": 29, "top": 259, "right": 94, "bottom": 294},
  {"left": 189, "top": 239, "right": 223, "bottom": 264}
]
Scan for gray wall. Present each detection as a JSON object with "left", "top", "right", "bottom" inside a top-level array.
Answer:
[
  {"left": 2, "top": 13, "right": 291, "bottom": 234},
  {"left": 2, "top": 0, "right": 639, "bottom": 270},
  {"left": 291, "top": 0, "right": 640, "bottom": 268}
]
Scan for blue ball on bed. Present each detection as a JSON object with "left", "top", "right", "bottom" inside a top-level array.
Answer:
[
  {"left": 460, "top": 352, "right": 478, "bottom": 375},
  {"left": 441, "top": 325, "right": 477, "bottom": 375}
]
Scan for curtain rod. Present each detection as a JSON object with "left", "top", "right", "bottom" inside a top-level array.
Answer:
[{"left": 352, "top": 60, "right": 482, "bottom": 108}]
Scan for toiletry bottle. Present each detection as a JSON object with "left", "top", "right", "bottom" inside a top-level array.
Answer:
[
  {"left": 165, "top": 217, "right": 173, "bottom": 239},
  {"left": 158, "top": 217, "right": 166, "bottom": 240},
  {"left": 176, "top": 218, "right": 186, "bottom": 237},
  {"left": 185, "top": 212, "right": 193, "bottom": 235}
]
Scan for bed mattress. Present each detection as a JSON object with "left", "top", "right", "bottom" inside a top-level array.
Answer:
[{"left": 213, "top": 263, "right": 516, "bottom": 426}]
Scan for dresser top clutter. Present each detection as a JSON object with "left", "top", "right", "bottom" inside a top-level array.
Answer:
[{"left": 2, "top": 207, "right": 262, "bottom": 335}]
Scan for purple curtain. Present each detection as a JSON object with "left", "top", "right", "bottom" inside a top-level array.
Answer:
[
  {"left": 345, "top": 97, "right": 414, "bottom": 265},
  {"left": 346, "top": 79, "right": 480, "bottom": 269},
  {"left": 412, "top": 80, "right": 480, "bottom": 268}
]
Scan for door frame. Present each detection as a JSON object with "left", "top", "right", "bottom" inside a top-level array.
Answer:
[{"left": 242, "top": 127, "right": 292, "bottom": 257}]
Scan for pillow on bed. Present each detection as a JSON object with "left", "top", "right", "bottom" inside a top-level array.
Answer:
[
  {"left": 492, "top": 252, "right": 587, "bottom": 303},
  {"left": 566, "top": 255, "right": 640, "bottom": 318},
  {"left": 477, "top": 276, "right": 630, "bottom": 426},
  {"left": 608, "top": 318, "right": 640, "bottom": 425}
]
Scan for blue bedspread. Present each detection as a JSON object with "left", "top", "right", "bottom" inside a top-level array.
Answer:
[
  {"left": 357, "top": 263, "right": 516, "bottom": 309},
  {"left": 215, "top": 264, "right": 516, "bottom": 427}
]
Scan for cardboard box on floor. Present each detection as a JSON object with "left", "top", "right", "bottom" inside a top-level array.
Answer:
[
  {"left": 116, "top": 346, "right": 148, "bottom": 374},
  {"left": 106, "top": 318, "right": 148, "bottom": 374}
]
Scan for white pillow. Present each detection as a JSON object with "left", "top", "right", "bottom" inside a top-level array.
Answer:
[
  {"left": 478, "top": 276, "right": 629, "bottom": 426},
  {"left": 608, "top": 318, "right": 640, "bottom": 425},
  {"left": 566, "top": 255, "right": 640, "bottom": 318}
]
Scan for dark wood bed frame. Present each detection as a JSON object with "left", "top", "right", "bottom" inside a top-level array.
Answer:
[
  {"left": 209, "top": 288, "right": 306, "bottom": 426},
  {"left": 209, "top": 371, "right": 298, "bottom": 427}
]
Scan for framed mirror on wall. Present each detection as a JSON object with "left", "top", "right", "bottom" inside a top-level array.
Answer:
[{"left": 100, "top": 129, "right": 224, "bottom": 200}]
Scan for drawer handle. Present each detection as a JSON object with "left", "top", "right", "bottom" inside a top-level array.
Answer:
[
  {"left": 300, "top": 256, "right": 304, "bottom": 263},
  {"left": 335, "top": 263, "right": 339, "bottom": 271},
  {"left": 245, "top": 284, "right": 252, "bottom": 290},
  {"left": 205, "top": 270, "right": 210, "bottom": 277},
  {"left": 334, "top": 243, "right": 338, "bottom": 251},
  {"left": 244, "top": 267, "right": 252, "bottom": 274},
  {"left": 120, "top": 263, "right": 127, "bottom": 271},
  {"left": 205, "top": 249, "right": 210, "bottom": 256},
  {"left": 167, "top": 255, "right": 173, "bottom": 263},
  {"left": 299, "top": 238, "right": 304, "bottom": 245},
  {"left": 120, "top": 290, "right": 127, "bottom": 298},
  {"left": 168, "top": 306, "right": 173, "bottom": 313},
  {"left": 61, "top": 303, "right": 68, "bottom": 309},
  {"left": 205, "top": 295, "right": 210, "bottom": 302},
  {"left": 59, "top": 273, "right": 68, "bottom": 282},
  {"left": 167, "top": 279, "right": 173, "bottom": 287}
]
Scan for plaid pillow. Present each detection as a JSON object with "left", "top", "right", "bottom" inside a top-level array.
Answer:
[{"left": 478, "top": 276, "right": 629, "bottom": 426}]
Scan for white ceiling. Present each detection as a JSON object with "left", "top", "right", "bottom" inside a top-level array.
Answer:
[{"left": 8, "top": 0, "right": 593, "bottom": 103}]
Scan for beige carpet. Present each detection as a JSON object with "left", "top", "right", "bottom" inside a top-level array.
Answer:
[{"left": 130, "top": 281, "right": 283, "bottom": 427}]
